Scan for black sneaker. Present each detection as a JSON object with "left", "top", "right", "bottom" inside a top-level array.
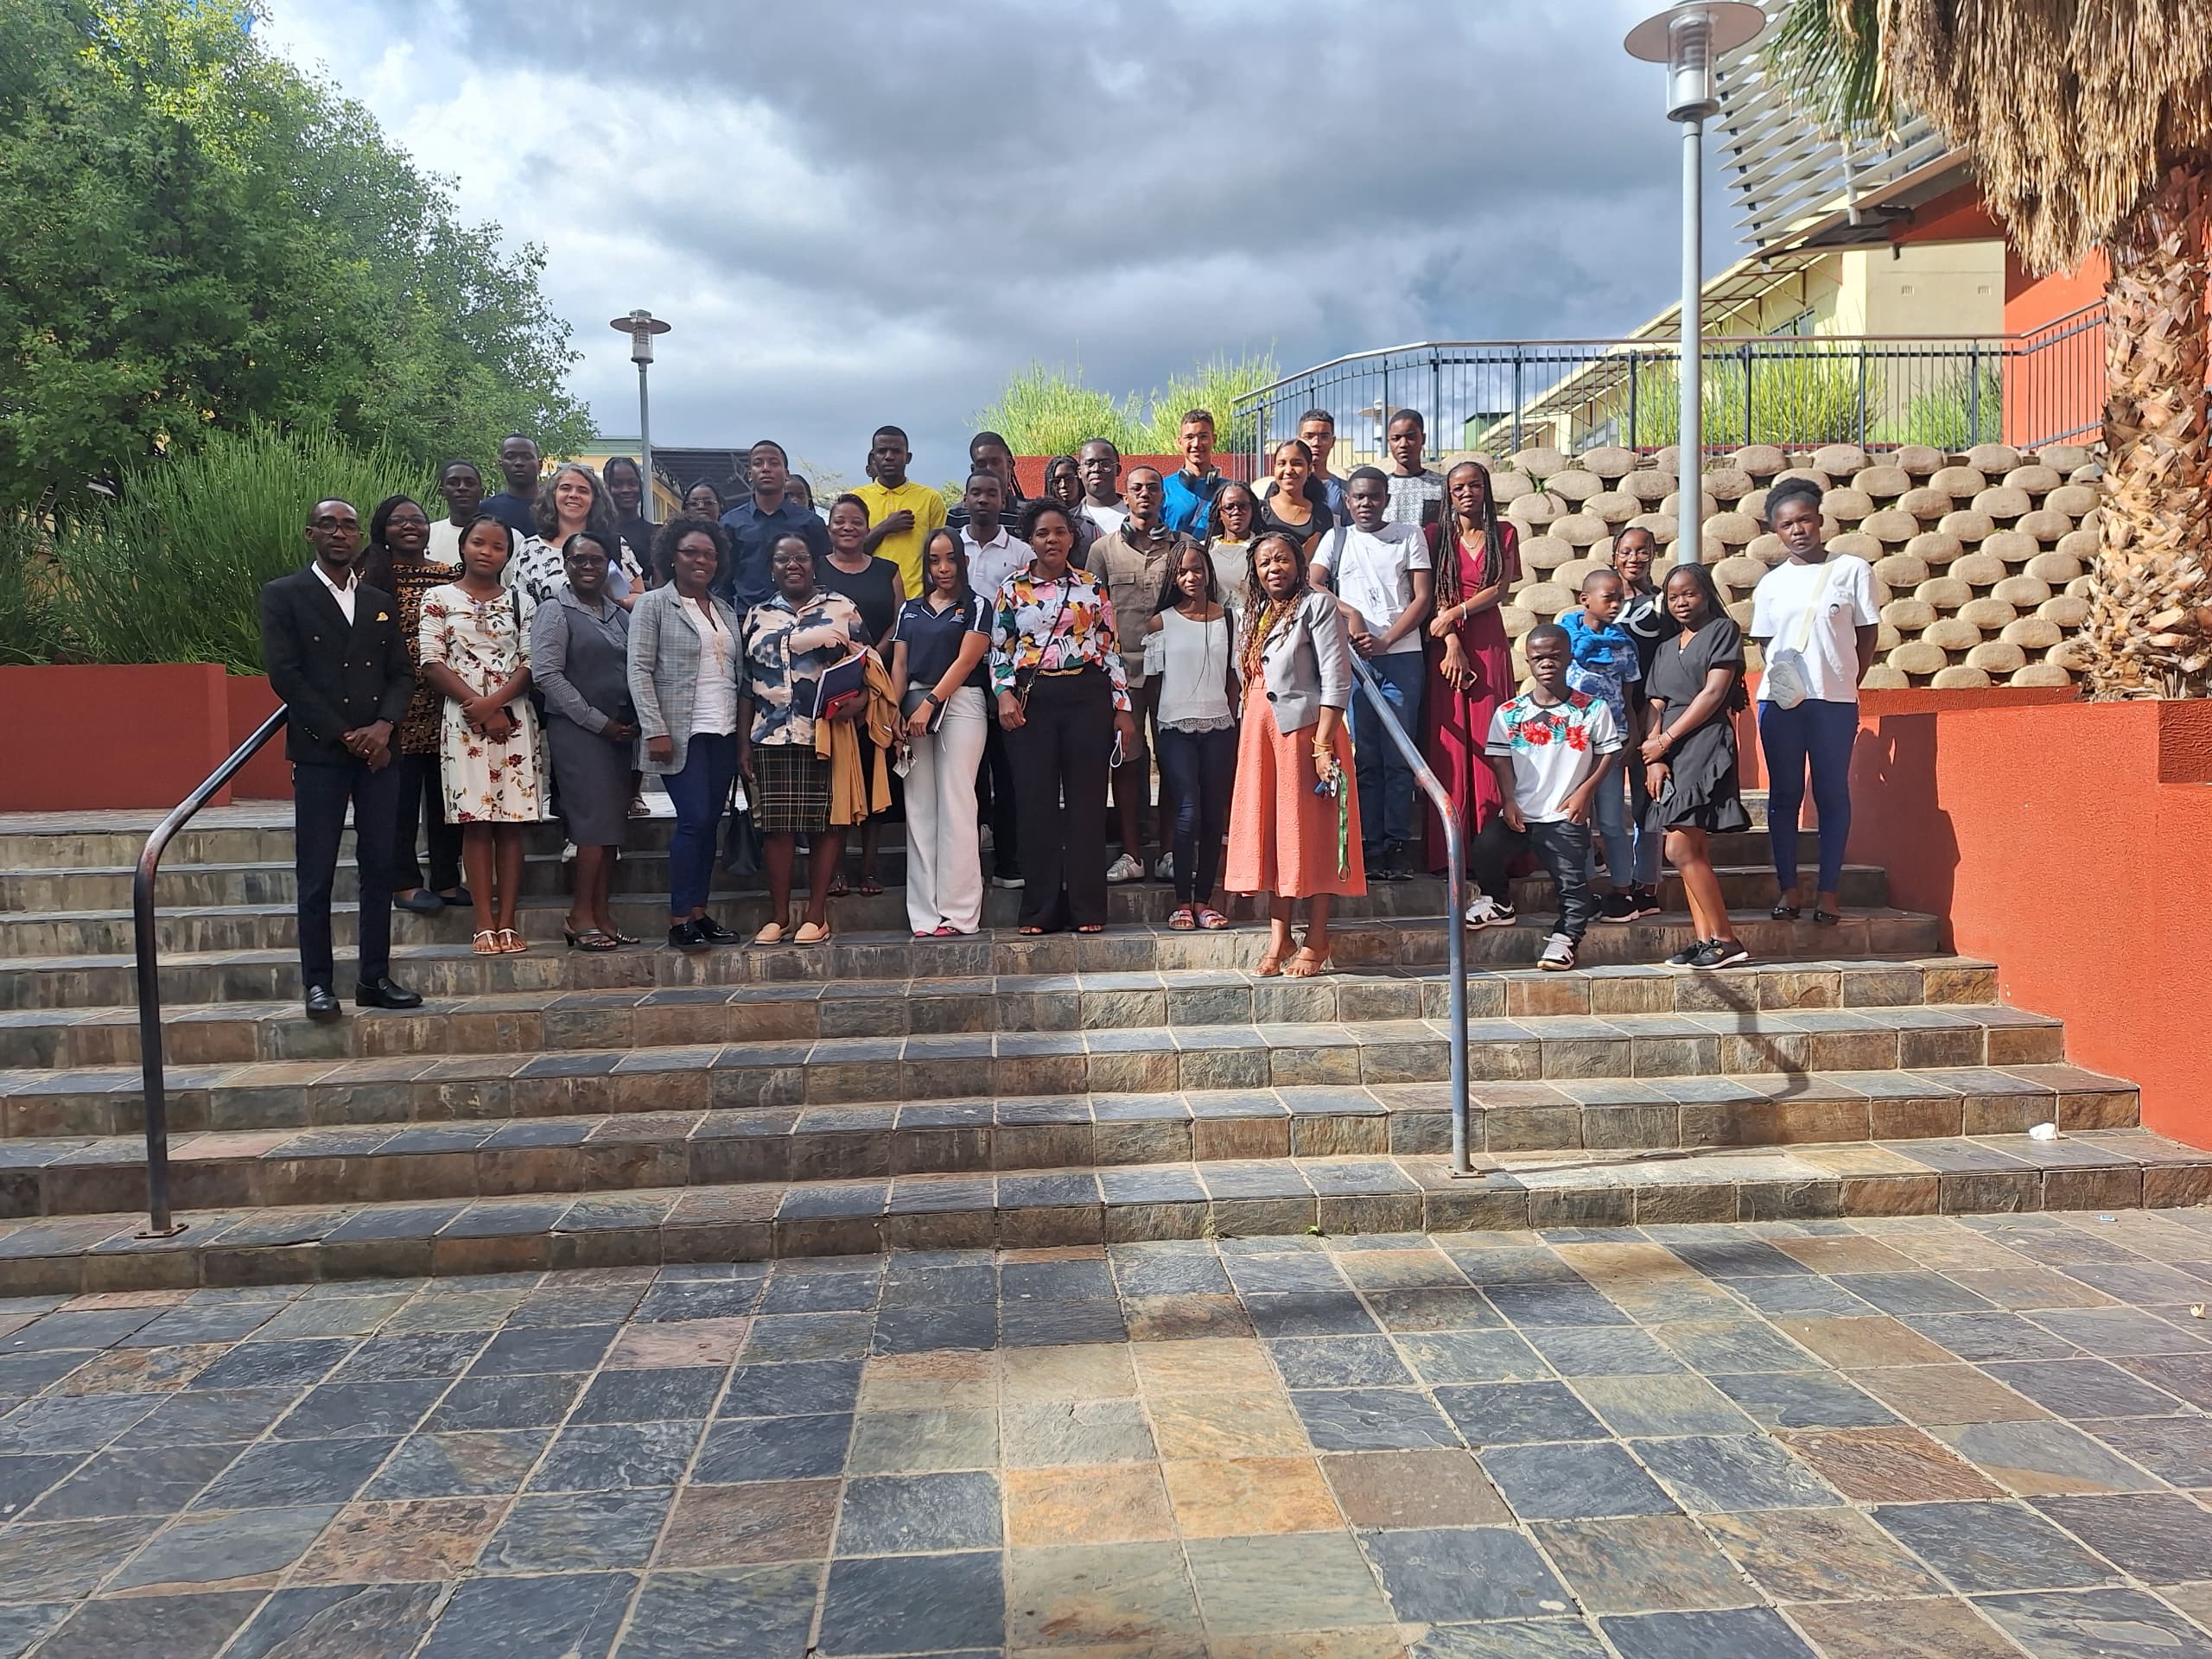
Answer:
[
  {"left": 1665, "top": 939, "right": 1708, "bottom": 968},
  {"left": 1693, "top": 938, "right": 1751, "bottom": 969},
  {"left": 1632, "top": 887, "right": 1663, "bottom": 918},
  {"left": 1597, "top": 892, "right": 1637, "bottom": 924}
]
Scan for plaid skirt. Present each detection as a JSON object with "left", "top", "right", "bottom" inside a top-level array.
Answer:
[{"left": 750, "top": 743, "right": 832, "bottom": 835}]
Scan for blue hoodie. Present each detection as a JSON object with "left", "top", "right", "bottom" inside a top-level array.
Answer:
[{"left": 1560, "top": 608, "right": 1641, "bottom": 728}]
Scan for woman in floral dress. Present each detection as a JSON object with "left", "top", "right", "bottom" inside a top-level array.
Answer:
[{"left": 418, "top": 515, "right": 544, "bottom": 954}]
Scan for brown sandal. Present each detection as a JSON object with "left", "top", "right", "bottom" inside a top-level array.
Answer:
[
  {"left": 1285, "top": 946, "right": 1330, "bottom": 978},
  {"left": 1255, "top": 951, "right": 1286, "bottom": 978},
  {"left": 494, "top": 928, "right": 525, "bottom": 954}
]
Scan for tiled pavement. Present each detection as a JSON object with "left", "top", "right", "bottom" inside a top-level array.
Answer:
[{"left": 3, "top": 1217, "right": 2212, "bottom": 1656}]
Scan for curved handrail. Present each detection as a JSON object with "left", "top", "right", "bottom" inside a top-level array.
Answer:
[
  {"left": 132, "top": 707, "right": 288, "bottom": 1235},
  {"left": 1344, "top": 655, "right": 1478, "bottom": 1177}
]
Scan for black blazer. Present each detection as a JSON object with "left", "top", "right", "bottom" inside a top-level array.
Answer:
[{"left": 258, "top": 566, "right": 414, "bottom": 766}]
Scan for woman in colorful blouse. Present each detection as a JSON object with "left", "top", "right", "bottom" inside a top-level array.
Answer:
[
  {"left": 991, "top": 499, "right": 1136, "bottom": 935},
  {"left": 739, "top": 534, "right": 871, "bottom": 945}
]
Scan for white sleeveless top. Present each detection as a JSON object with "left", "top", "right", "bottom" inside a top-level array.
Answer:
[{"left": 1145, "top": 607, "right": 1236, "bottom": 733}]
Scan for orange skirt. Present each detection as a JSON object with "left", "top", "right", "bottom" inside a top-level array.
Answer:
[{"left": 1224, "top": 699, "right": 1366, "bottom": 899}]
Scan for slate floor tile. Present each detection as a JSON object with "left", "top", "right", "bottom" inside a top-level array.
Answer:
[
  {"left": 2032, "top": 1493, "right": 2212, "bottom": 1582},
  {"left": 1479, "top": 1442, "right": 1677, "bottom": 1520},
  {"left": 1186, "top": 1531, "right": 1395, "bottom": 1633},
  {"left": 1004, "top": 1461, "right": 1175, "bottom": 1546},
  {"left": 220, "top": 1580, "right": 445, "bottom": 1659},
  {"left": 617, "top": 1565, "right": 821, "bottom": 1659},
  {"left": 1933, "top": 1420, "right": 2162, "bottom": 1496},
  {"left": 1708, "top": 1370, "right": 1898, "bottom": 1429},
  {"left": 1006, "top": 1540, "right": 1202, "bottom": 1648},
  {"left": 478, "top": 1489, "right": 671, "bottom": 1572},
  {"left": 1000, "top": 1397, "right": 1155, "bottom": 1468},
  {"left": 1785, "top": 1596, "right": 2021, "bottom": 1659},
  {"left": 363, "top": 1429, "right": 550, "bottom": 1499},
  {"left": 1289, "top": 1387, "right": 1461, "bottom": 1452},
  {"left": 26, "top": 1442, "right": 242, "bottom": 1520},
  {"left": 1630, "top": 1433, "right": 1840, "bottom": 1513},
  {"left": 2085, "top": 1416, "right": 2212, "bottom": 1486},
  {"left": 834, "top": 1471, "right": 1001, "bottom": 1554},
  {"left": 191, "top": 1437, "right": 397, "bottom": 1510},
  {"left": 273, "top": 1379, "right": 447, "bottom": 1441},
  {"left": 657, "top": 1480, "right": 838, "bottom": 1568},
  {"left": 1435, "top": 1382, "right": 1608, "bottom": 1446},
  {"left": 1267, "top": 1337, "right": 1415, "bottom": 1389},
  {"left": 571, "top": 1368, "right": 724, "bottom": 1425},
  {"left": 1363, "top": 1523, "right": 1575, "bottom": 1623},
  {"left": 1160, "top": 1456, "right": 1338, "bottom": 1537},
  {"left": 1972, "top": 1586, "right": 2212, "bottom": 1658},
  {"left": 424, "top": 1374, "right": 586, "bottom": 1432},
  {"left": 1572, "top": 1375, "right": 1755, "bottom": 1438},
  {"left": 0, "top": 1515, "right": 162, "bottom": 1599},
  {"left": 1646, "top": 1319, "right": 1820, "bottom": 1374},
  {"left": 1532, "top": 1514, "right": 1751, "bottom": 1614},
  {"left": 529, "top": 1421, "right": 702, "bottom": 1492},
  {"left": 1872, "top": 1500, "right": 2118, "bottom": 1593},
  {"left": 718, "top": 1360, "right": 862, "bottom": 1420},
  {"left": 1599, "top": 1607, "right": 1820, "bottom": 1659},
  {"left": 1699, "top": 1505, "right": 1943, "bottom": 1602},
  {"left": 691, "top": 1414, "right": 852, "bottom": 1484},
  {"left": 1320, "top": 1449, "right": 1510, "bottom": 1530},
  {"left": 290, "top": 1496, "right": 506, "bottom": 1585},
  {"left": 845, "top": 1407, "right": 997, "bottom": 1472},
  {"left": 31, "top": 1590, "right": 264, "bottom": 1659},
  {"left": 1396, "top": 1329, "right": 1550, "bottom": 1385},
  {"left": 1984, "top": 1358, "right": 2183, "bottom": 1420},
  {"left": 1779, "top": 1425, "right": 2004, "bottom": 1501},
  {"left": 112, "top": 1503, "right": 340, "bottom": 1591},
  {"left": 416, "top": 1569, "right": 635, "bottom": 1659}
]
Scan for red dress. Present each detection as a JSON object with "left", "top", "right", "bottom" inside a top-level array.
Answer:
[{"left": 1421, "top": 522, "right": 1522, "bottom": 873}]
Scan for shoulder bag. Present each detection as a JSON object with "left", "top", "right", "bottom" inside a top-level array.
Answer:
[{"left": 1762, "top": 563, "right": 1845, "bottom": 710}]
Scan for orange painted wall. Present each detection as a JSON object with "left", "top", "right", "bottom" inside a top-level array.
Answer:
[
  {"left": 0, "top": 664, "right": 238, "bottom": 810},
  {"left": 1847, "top": 695, "right": 2212, "bottom": 1147},
  {"left": 225, "top": 676, "right": 290, "bottom": 801}
]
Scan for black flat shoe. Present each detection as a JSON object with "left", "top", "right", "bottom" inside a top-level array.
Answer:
[
  {"left": 1813, "top": 908, "right": 1841, "bottom": 926},
  {"left": 355, "top": 976, "right": 423, "bottom": 1010},
  {"left": 441, "top": 888, "right": 473, "bottom": 907},
  {"left": 304, "top": 986, "right": 342, "bottom": 1021},
  {"left": 669, "top": 919, "right": 710, "bottom": 953},
  {"left": 1770, "top": 899, "right": 1802, "bottom": 921},
  {"left": 395, "top": 890, "right": 445, "bottom": 913},
  {"left": 696, "top": 915, "right": 739, "bottom": 944}
]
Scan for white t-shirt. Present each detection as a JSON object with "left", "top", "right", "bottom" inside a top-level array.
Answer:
[
  {"left": 1313, "top": 524, "right": 1432, "bottom": 657},
  {"left": 1484, "top": 692, "right": 1623, "bottom": 823},
  {"left": 1082, "top": 499, "right": 1128, "bottom": 537},
  {"left": 1750, "top": 555, "right": 1880, "bottom": 704}
]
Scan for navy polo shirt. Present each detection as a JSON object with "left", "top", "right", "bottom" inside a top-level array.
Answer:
[
  {"left": 717, "top": 494, "right": 833, "bottom": 611},
  {"left": 890, "top": 593, "right": 992, "bottom": 695},
  {"left": 479, "top": 493, "right": 538, "bottom": 537}
]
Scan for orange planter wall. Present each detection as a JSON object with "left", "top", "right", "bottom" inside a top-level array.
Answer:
[
  {"left": 0, "top": 664, "right": 237, "bottom": 810},
  {"left": 225, "top": 676, "right": 291, "bottom": 801},
  {"left": 1846, "top": 694, "right": 2212, "bottom": 1147}
]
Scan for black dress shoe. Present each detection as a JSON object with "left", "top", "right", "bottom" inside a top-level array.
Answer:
[
  {"left": 395, "top": 890, "right": 445, "bottom": 913},
  {"left": 441, "top": 887, "right": 474, "bottom": 907},
  {"left": 696, "top": 914, "right": 739, "bottom": 944},
  {"left": 669, "top": 919, "right": 710, "bottom": 953},
  {"left": 355, "top": 976, "right": 423, "bottom": 1010},
  {"left": 303, "top": 986, "right": 342, "bottom": 1021}
]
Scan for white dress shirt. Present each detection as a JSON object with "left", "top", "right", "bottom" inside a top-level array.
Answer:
[{"left": 314, "top": 561, "right": 358, "bottom": 625}]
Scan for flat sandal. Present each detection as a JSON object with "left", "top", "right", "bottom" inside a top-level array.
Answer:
[{"left": 470, "top": 930, "right": 501, "bottom": 956}]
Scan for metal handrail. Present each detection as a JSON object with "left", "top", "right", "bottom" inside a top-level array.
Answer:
[
  {"left": 1344, "top": 656, "right": 1477, "bottom": 1178},
  {"left": 132, "top": 707, "right": 288, "bottom": 1236}
]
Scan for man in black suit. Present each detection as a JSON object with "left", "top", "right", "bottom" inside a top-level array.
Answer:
[{"left": 258, "top": 499, "right": 424, "bottom": 1020}]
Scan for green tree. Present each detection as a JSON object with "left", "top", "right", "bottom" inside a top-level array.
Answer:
[{"left": 0, "top": 0, "right": 592, "bottom": 517}]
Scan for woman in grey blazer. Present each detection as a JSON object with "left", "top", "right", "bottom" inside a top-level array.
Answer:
[
  {"left": 1224, "top": 531, "right": 1366, "bottom": 976},
  {"left": 628, "top": 518, "right": 743, "bottom": 952}
]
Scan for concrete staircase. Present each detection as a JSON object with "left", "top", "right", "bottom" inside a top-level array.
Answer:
[{"left": 0, "top": 804, "right": 2199, "bottom": 1293}]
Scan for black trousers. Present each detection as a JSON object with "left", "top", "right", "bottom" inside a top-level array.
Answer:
[
  {"left": 1007, "top": 669, "right": 1113, "bottom": 931},
  {"left": 980, "top": 721, "right": 1020, "bottom": 876},
  {"left": 391, "top": 750, "right": 461, "bottom": 893},
  {"left": 1471, "top": 815, "right": 1596, "bottom": 942},
  {"left": 294, "top": 756, "right": 402, "bottom": 990}
]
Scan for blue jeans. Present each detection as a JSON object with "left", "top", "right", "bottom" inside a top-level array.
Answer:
[
  {"left": 664, "top": 732, "right": 740, "bottom": 917},
  {"left": 1589, "top": 760, "right": 1637, "bottom": 894},
  {"left": 1758, "top": 698, "right": 1857, "bottom": 894},
  {"left": 1156, "top": 724, "right": 1237, "bottom": 905},
  {"left": 1353, "top": 650, "right": 1425, "bottom": 849}
]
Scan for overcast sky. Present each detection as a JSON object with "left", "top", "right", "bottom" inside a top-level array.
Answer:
[{"left": 263, "top": 0, "right": 1755, "bottom": 486}]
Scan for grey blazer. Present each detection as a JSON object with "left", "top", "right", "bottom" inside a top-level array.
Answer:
[
  {"left": 626, "top": 585, "right": 742, "bottom": 776},
  {"left": 1250, "top": 589, "right": 1352, "bottom": 735}
]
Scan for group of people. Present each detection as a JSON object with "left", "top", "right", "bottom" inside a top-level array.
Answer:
[{"left": 258, "top": 407, "right": 1878, "bottom": 1016}]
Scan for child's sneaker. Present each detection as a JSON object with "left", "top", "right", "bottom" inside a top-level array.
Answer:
[
  {"left": 1464, "top": 894, "right": 1517, "bottom": 930},
  {"left": 1632, "top": 886, "right": 1663, "bottom": 918},
  {"left": 1537, "top": 932, "right": 1576, "bottom": 971},
  {"left": 1597, "top": 892, "right": 1637, "bottom": 924},
  {"left": 1105, "top": 853, "right": 1143, "bottom": 884}
]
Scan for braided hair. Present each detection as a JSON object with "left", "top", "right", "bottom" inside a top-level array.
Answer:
[
  {"left": 1238, "top": 531, "right": 1311, "bottom": 683},
  {"left": 1435, "top": 460, "right": 1507, "bottom": 606}
]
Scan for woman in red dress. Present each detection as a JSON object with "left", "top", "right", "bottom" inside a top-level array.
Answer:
[{"left": 1421, "top": 460, "right": 1522, "bottom": 874}]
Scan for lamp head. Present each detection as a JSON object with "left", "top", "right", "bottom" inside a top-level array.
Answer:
[
  {"left": 1624, "top": 2, "right": 1765, "bottom": 123},
  {"left": 610, "top": 308, "right": 671, "bottom": 365}
]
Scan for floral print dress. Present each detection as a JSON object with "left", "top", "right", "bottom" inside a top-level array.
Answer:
[{"left": 420, "top": 582, "right": 544, "bottom": 824}]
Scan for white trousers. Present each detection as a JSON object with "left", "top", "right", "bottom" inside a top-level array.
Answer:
[{"left": 905, "top": 686, "right": 989, "bottom": 933}]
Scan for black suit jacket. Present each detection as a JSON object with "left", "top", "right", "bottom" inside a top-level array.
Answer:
[{"left": 258, "top": 566, "right": 414, "bottom": 766}]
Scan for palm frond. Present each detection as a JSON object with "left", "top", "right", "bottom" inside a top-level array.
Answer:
[{"left": 1764, "top": 0, "right": 1892, "bottom": 140}]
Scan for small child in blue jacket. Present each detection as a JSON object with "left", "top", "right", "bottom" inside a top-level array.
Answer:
[{"left": 1559, "top": 569, "right": 1649, "bottom": 922}]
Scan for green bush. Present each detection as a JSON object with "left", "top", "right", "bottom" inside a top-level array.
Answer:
[
  {"left": 1881, "top": 366, "right": 2005, "bottom": 449},
  {"left": 1597, "top": 353, "right": 1880, "bottom": 449},
  {"left": 48, "top": 425, "right": 438, "bottom": 673},
  {"left": 972, "top": 352, "right": 1280, "bottom": 460},
  {"left": 1139, "top": 353, "right": 1279, "bottom": 455},
  {"left": 0, "top": 519, "right": 65, "bottom": 666}
]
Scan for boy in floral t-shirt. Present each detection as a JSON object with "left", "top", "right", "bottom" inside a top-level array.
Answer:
[{"left": 1464, "top": 622, "right": 1622, "bottom": 969}]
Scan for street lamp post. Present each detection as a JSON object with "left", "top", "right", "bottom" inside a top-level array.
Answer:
[
  {"left": 609, "top": 309, "right": 671, "bottom": 512},
  {"left": 1624, "top": 2, "right": 1764, "bottom": 566}
]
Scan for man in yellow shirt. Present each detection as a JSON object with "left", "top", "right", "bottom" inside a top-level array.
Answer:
[{"left": 855, "top": 425, "right": 947, "bottom": 599}]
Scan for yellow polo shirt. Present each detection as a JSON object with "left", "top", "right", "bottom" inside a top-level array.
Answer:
[{"left": 855, "top": 480, "right": 946, "bottom": 600}]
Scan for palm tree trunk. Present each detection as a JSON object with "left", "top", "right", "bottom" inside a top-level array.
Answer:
[{"left": 2085, "top": 164, "right": 2212, "bottom": 697}]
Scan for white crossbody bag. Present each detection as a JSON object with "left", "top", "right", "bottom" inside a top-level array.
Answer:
[{"left": 1763, "top": 563, "right": 1847, "bottom": 709}]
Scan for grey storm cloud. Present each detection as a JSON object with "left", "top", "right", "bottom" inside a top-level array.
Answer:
[{"left": 273, "top": 0, "right": 1748, "bottom": 479}]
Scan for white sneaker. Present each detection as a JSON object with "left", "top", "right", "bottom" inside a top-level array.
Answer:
[
  {"left": 1538, "top": 931, "right": 1577, "bottom": 971},
  {"left": 1464, "top": 894, "right": 1518, "bottom": 929},
  {"left": 1106, "top": 853, "right": 1143, "bottom": 884},
  {"left": 991, "top": 871, "right": 1025, "bottom": 889},
  {"left": 1153, "top": 853, "right": 1175, "bottom": 882},
  {"left": 561, "top": 841, "right": 578, "bottom": 862}
]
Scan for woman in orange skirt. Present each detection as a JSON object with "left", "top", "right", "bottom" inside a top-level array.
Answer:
[{"left": 1225, "top": 532, "right": 1365, "bottom": 976}]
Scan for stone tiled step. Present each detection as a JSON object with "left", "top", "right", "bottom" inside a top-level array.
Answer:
[
  {"left": 0, "top": 956, "right": 2004, "bottom": 1071},
  {"left": 0, "top": 864, "right": 1889, "bottom": 957},
  {"left": 0, "top": 910, "right": 1947, "bottom": 1010},
  {"left": 2, "top": 1128, "right": 2202, "bottom": 1294},
  {"left": 0, "top": 1065, "right": 2142, "bottom": 1217},
  {"left": 0, "top": 1004, "right": 2075, "bottom": 1139},
  {"left": 0, "top": 830, "right": 1828, "bottom": 911}
]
